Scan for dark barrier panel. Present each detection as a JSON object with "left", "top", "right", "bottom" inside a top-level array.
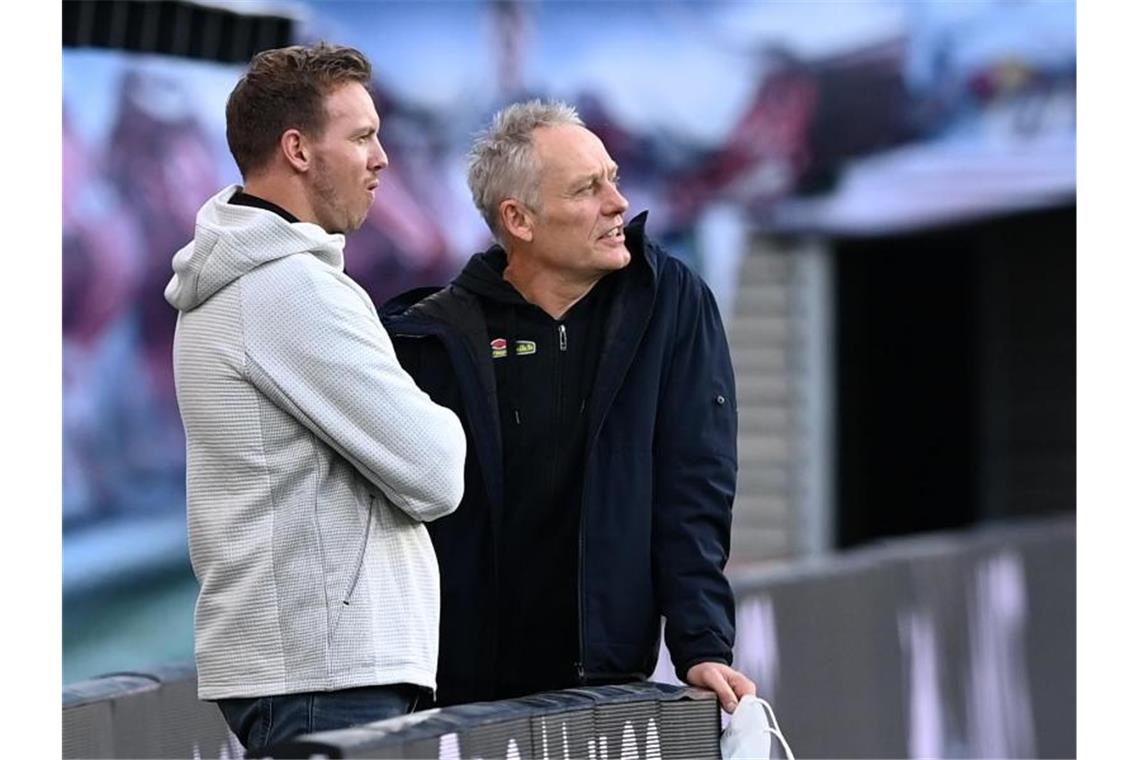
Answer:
[
  {"left": 63, "top": 674, "right": 158, "bottom": 758},
  {"left": 62, "top": 517, "right": 1073, "bottom": 758},
  {"left": 965, "top": 520, "right": 1076, "bottom": 757},
  {"left": 754, "top": 553, "right": 910, "bottom": 757},
  {"left": 729, "top": 516, "right": 1074, "bottom": 758},
  {"left": 262, "top": 683, "right": 720, "bottom": 759},
  {"left": 145, "top": 663, "right": 243, "bottom": 758},
  {"left": 62, "top": 665, "right": 241, "bottom": 759}
]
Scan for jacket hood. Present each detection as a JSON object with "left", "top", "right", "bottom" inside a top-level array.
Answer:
[
  {"left": 452, "top": 245, "right": 530, "bottom": 306},
  {"left": 164, "top": 184, "right": 346, "bottom": 312}
]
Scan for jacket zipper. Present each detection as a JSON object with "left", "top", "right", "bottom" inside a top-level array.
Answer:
[
  {"left": 576, "top": 518, "right": 586, "bottom": 683},
  {"left": 575, "top": 467, "right": 588, "bottom": 683},
  {"left": 551, "top": 322, "right": 585, "bottom": 682},
  {"left": 559, "top": 321, "right": 589, "bottom": 684},
  {"left": 552, "top": 320, "right": 566, "bottom": 562}
]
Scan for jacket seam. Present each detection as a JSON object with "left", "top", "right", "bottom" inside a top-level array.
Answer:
[
  {"left": 310, "top": 430, "right": 332, "bottom": 670},
  {"left": 240, "top": 278, "right": 289, "bottom": 685}
]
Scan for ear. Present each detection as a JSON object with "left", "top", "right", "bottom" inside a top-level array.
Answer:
[
  {"left": 280, "top": 128, "right": 311, "bottom": 173},
  {"left": 499, "top": 199, "right": 534, "bottom": 243}
]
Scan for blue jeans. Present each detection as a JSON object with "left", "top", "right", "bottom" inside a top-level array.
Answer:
[{"left": 216, "top": 683, "right": 424, "bottom": 754}]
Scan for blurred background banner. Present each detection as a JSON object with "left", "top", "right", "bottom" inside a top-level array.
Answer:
[{"left": 61, "top": 0, "right": 1075, "bottom": 732}]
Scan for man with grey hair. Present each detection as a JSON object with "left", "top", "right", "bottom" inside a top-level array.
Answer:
[{"left": 382, "top": 100, "right": 754, "bottom": 711}]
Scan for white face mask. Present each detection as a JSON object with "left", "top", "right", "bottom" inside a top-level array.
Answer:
[{"left": 720, "top": 694, "right": 796, "bottom": 760}]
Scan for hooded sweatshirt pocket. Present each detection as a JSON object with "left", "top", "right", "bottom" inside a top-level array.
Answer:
[{"left": 330, "top": 495, "right": 374, "bottom": 640}]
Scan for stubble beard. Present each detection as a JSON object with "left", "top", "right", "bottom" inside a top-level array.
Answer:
[{"left": 311, "top": 156, "right": 365, "bottom": 235}]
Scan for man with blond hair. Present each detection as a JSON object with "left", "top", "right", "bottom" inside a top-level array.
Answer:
[{"left": 383, "top": 100, "right": 754, "bottom": 711}]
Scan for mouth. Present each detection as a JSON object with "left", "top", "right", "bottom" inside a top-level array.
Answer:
[
  {"left": 599, "top": 220, "right": 625, "bottom": 242},
  {"left": 366, "top": 179, "right": 380, "bottom": 192}
]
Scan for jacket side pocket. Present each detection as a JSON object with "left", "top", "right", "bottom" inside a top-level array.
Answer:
[{"left": 330, "top": 496, "right": 374, "bottom": 640}]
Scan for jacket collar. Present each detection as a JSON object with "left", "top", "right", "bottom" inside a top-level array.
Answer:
[
  {"left": 584, "top": 210, "right": 656, "bottom": 448},
  {"left": 379, "top": 209, "right": 661, "bottom": 485}
]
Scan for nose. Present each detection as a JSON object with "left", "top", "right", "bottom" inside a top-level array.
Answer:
[
  {"left": 370, "top": 135, "right": 389, "bottom": 172},
  {"left": 603, "top": 180, "right": 629, "bottom": 215}
]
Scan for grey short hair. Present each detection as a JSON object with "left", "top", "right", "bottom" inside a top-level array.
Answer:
[{"left": 467, "top": 99, "right": 584, "bottom": 241}]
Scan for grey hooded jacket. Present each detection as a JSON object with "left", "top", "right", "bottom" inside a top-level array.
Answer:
[{"left": 166, "top": 185, "right": 465, "bottom": 699}]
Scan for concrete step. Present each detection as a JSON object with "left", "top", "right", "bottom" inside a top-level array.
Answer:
[
  {"left": 737, "top": 406, "right": 792, "bottom": 434},
  {"left": 738, "top": 252, "right": 793, "bottom": 282},
  {"left": 731, "top": 347, "right": 791, "bottom": 373},
  {"left": 735, "top": 375, "right": 795, "bottom": 405},
  {"left": 736, "top": 465, "right": 792, "bottom": 494},
  {"left": 723, "top": 242, "right": 818, "bottom": 562},
  {"left": 726, "top": 526, "right": 794, "bottom": 563},
  {"left": 733, "top": 285, "right": 790, "bottom": 314},
  {"left": 729, "top": 316, "right": 793, "bottom": 345},
  {"left": 732, "top": 496, "right": 791, "bottom": 523},
  {"left": 736, "top": 433, "right": 792, "bottom": 463}
]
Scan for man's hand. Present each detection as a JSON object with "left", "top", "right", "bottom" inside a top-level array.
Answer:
[{"left": 685, "top": 661, "right": 756, "bottom": 713}]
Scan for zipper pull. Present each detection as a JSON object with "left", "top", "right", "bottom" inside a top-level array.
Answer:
[
  {"left": 574, "top": 661, "right": 586, "bottom": 682},
  {"left": 559, "top": 324, "right": 567, "bottom": 351}
]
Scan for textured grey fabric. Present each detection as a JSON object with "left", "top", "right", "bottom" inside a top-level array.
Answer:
[{"left": 166, "top": 185, "right": 466, "bottom": 699}]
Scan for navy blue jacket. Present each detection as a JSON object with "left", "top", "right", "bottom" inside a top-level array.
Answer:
[{"left": 381, "top": 213, "right": 738, "bottom": 706}]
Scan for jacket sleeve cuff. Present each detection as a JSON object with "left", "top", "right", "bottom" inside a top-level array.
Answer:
[{"left": 673, "top": 654, "right": 732, "bottom": 683}]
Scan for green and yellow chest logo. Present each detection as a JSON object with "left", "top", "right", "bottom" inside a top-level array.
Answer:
[{"left": 490, "top": 338, "right": 538, "bottom": 359}]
